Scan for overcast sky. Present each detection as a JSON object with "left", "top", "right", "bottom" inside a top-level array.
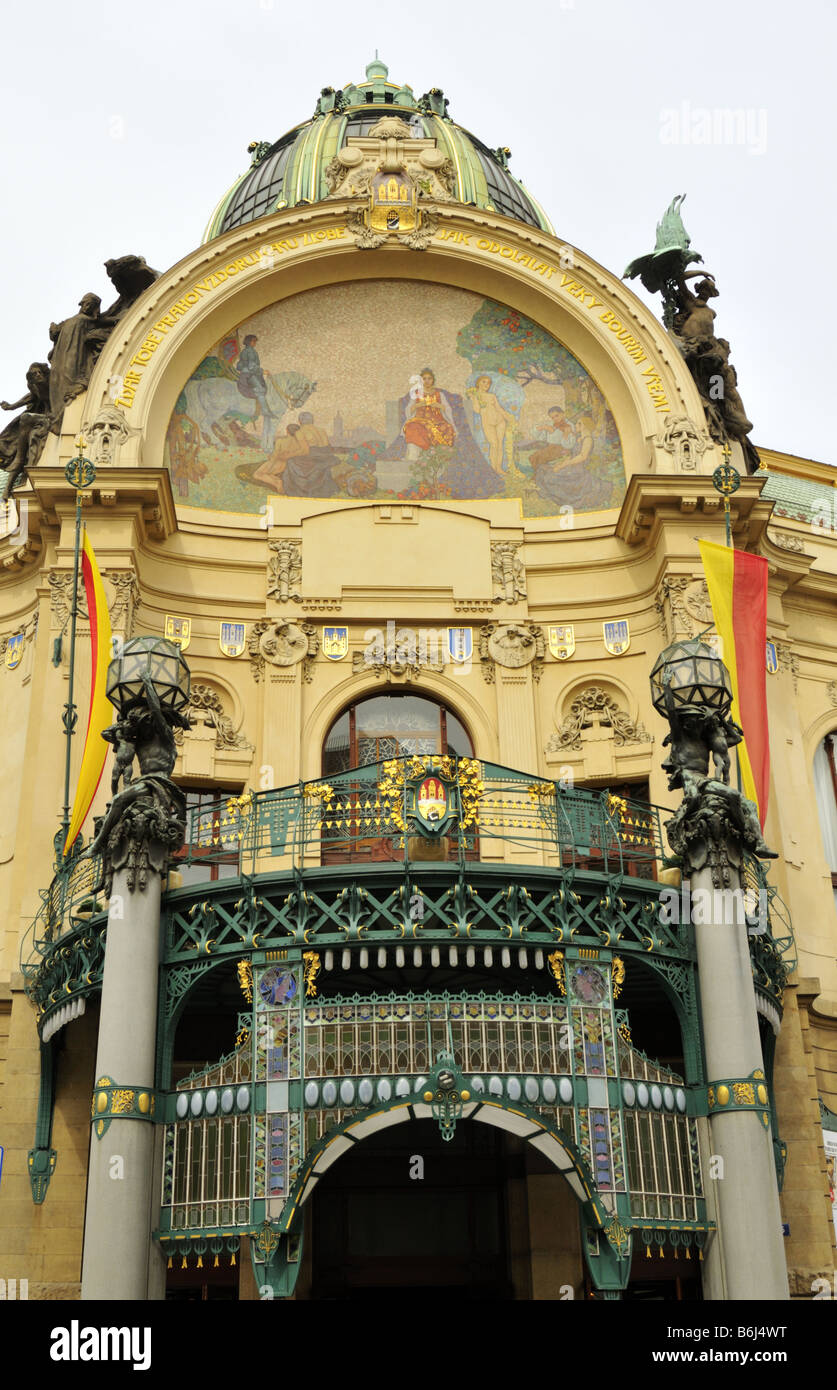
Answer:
[{"left": 1, "top": 0, "right": 833, "bottom": 462}]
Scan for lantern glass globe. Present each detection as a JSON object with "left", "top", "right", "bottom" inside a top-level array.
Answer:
[{"left": 105, "top": 637, "right": 190, "bottom": 714}]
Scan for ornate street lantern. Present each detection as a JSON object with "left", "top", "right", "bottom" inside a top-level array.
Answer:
[
  {"left": 105, "top": 636, "right": 190, "bottom": 715},
  {"left": 649, "top": 637, "right": 732, "bottom": 718}
]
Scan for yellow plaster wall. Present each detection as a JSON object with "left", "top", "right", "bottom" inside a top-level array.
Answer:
[{"left": 2, "top": 210, "right": 837, "bottom": 1289}]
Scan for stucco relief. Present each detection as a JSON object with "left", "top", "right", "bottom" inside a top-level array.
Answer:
[
  {"left": 657, "top": 414, "right": 710, "bottom": 472},
  {"left": 479, "top": 622, "right": 544, "bottom": 682},
  {"left": 546, "top": 686, "right": 653, "bottom": 752},
  {"left": 249, "top": 619, "right": 317, "bottom": 682}
]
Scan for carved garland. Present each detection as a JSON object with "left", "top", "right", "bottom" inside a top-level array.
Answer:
[
  {"left": 546, "top": 687, "right": 653, "bottom": 752},
  {"left": 174, "top": 683, "right": 252, "bottom": 750}
]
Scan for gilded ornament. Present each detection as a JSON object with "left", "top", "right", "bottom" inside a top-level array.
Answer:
[
  {"left": 611, "top": 956, "right": 626, "bottom": 1000},
  {"left": 237, "top": 959, "right": 254, "bottom": 1003},
  {"left": 732, "top": 1082, "right": 755, "bottom": 1105},
  {"left": 604, "top": 1218, "right": 631, "bottom": 1257},
  {"left": 255, "top": 1223, "right": 279, "bottom": 1261},
  {"left": 756, "top": 1084, "right": 768, "bottom": 1105},
  {"left": 111, "top": 1088, "right": 135, "bottom": 1114},
  {"left": 547, "top": 949, "right": 566, "bottom": 995},
  {"left": 716, "top": 1084, "right": 730, "bottom": 1106},
  {"left": 303, "top": 952, "right": 322, "bottom": 998}
]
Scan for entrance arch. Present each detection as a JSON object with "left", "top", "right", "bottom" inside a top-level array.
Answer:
[{"left": 252, "top": 1097, "right": 632, "bottom": 1299}]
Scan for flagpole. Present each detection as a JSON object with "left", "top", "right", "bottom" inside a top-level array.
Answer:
[
  {"left": 712, "top": 443, "right": 743, "bottom": 792},
  {"left": 60, "top": 438, "right": 96, "bottom": 851}
]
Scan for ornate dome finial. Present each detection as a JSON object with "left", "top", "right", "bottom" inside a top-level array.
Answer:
[{"left": 365, "top": 55, "right": 388, "bottom": 80}]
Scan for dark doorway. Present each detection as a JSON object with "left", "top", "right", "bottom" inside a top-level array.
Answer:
[{"left": 308, "top": 1119, "right": 518, "bottom": 1299}]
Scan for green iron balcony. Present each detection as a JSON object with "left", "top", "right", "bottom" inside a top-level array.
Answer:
[
  {"left": 172, "top": 758, "right": 665, "bottom": 880},
  {"left": 19, "top": 758, "right": 795, "bottom": 1038}
]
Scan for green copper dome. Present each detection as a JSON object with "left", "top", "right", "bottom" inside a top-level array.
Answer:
[{"left": 203, "top": 59, "right": 554, "bottom": 241}]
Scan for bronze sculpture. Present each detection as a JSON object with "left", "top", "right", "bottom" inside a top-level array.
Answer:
[
  {"left": 0, "top": 362, "right": 51, "bottom": 500},
  {"left": 659, "top": 674, "right": 774, "bottom": 885},
  {"left": 91, "top": 671, "right": 190, "bottom": 893},
  {"left": 625, "top": 196, "right": 759, "bottom": 471},
  {"left": 0, "top": 255, "right": 159, "bottom": 498}
]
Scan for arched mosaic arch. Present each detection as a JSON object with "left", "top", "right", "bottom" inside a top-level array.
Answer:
[{"left": 255, "top": 1094, "right": 632, "bottom": 1298}]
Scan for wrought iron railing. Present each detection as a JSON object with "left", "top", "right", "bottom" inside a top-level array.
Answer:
[
  {"left": 18, "top": 761, "right": 796, "bottom": 1028},
  {"left": 174, "top": 758, "right": 665, "bottom": 880}
]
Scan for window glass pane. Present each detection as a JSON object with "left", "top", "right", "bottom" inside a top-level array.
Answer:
[
  {"left": 323, "top": 694, "right": 473, "bottom": 773},
  {"left": 813, "top": 735, "right": 837, "bottom": 870},
  {"left": 323, "top": 712, "right": 350, "bottom": 776}
]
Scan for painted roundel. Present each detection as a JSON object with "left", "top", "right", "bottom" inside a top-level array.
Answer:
[
  {"left": 259, "top": 966, "right": 297, "bottom": 1006},
  {"left": 572, "top": 963, "right": 608, "bottom": 1005}
]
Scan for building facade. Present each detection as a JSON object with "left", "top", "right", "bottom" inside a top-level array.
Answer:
[{"left": 1, "top": 60, "right": 836, "bottom": 1300}]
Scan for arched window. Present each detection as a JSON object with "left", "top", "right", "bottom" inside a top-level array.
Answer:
[
  {"left": 322, "top": 693, "right": 473, "bottom": 777},
  {"left": 813, "top": 733, "right": 837, "bottom": 913}
]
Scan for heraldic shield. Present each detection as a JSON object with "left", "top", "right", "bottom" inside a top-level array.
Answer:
[
  {"left": 406, "top": 765, "right": 458, "bottom": 838},
  {"left": 165, "top": 615, "right": 191, "bottom": 651},
  {"left": 603, "top": 620, "right": 630, "bottom": 656},
  {"left": 220, "top": 621, "right": 246, "bottom": 658},
  {"left": 447, "top": 628, "right": 473, "bottom": 664},
  {"left": 5, "top": 632, "right": 24, "bottom": 669},
  {"left": 548, "top": 625, "right": 575, "bottom": 660},
  {"left": 322, "top": 627, "right": 348, "bottom": 661}
]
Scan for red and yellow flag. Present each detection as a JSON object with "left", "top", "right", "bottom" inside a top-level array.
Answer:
[
  {"left": 698, "top": 539, "right": 769, "bottom": 827},
  {"left": 63, "top": 530, "right": 113, "bottom": 855}
]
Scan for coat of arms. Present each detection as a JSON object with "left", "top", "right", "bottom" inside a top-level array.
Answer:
[
  {"left": 5, "top": 633, "right": 24, "bottom": 669},
  {"left": 765, "top": 641, "right": 778, "bottom": 675},
  {"left": 219, "top": 621, "right": 246, "bottom": 658},
  {"left": 405, "top": 764, "right": 458, "bottom": 838},
  {"left": 603, "top": 620, "right": 630, "bottom": 656},
  {"left": 165, "top": 615, "right": 191, "bottom": 651},
  {"left": 322, "top": 627, "right": 349, "bottom": 660},
  {"left": 370, "top": 170, "right": 419, "bottom": 234},
  {"left": 548, "top": 625, "right": 575, "bottom": 660},
  {"left": 447, "top": 628, "right": 472, "bottom": 664}
]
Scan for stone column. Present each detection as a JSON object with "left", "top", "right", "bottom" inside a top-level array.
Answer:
[
  {"left": 81, "top": 868, "right": 161, "bottom": 1300},
  {"left": 689, "top": 859, "right": 788, "bottom": 1299},
  {"left": 80, "top": 642, "right": 190, "bottom": 1300},
  {"left": 652, "top": 638, "right": 789, "bottom": 1300}
]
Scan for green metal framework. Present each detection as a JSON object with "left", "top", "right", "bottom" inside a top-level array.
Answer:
[
  {"left": 157, "top": 954, "right": 710, "bottom": 1298},
  {"left": 19, "top": 757, "right": 795, "bottom": 1253}
]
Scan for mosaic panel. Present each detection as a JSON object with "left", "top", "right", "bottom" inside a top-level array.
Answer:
[{"left": 164, "top": 281, "right": 625, "bottom": 517}]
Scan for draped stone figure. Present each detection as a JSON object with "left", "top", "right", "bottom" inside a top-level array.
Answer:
[{"left": 48, "top": 293, "right": 111, "bottom": 427}]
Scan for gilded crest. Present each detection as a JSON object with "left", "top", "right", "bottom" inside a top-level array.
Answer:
[
  {"left": 548, "top": 625, "right": 575, "bottom": 660},
  {"left": 164, "top": 615, "right": 191, "bottom": 651}
]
